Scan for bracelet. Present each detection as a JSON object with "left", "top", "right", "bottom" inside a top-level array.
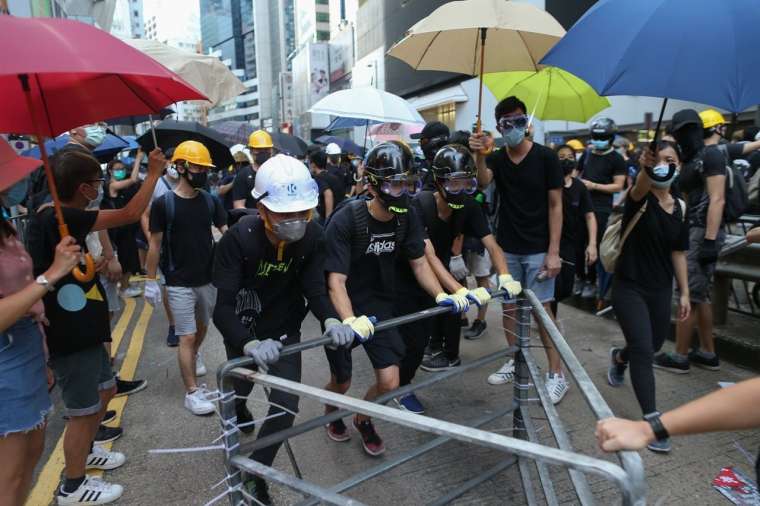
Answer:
[{"left": 643, "top": 412, "right": 670, "bottom": 441}]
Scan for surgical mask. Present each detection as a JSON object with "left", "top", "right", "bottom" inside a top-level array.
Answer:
[
  {"left": 650, "top": 163, "right": 677, "bottom": 188},
  {"left": 183, "top": 170, "right": 207, "bottom": 189},
  {"left": 590, "top": 139, "right": 610, "bottom": 151},
  {"left": 0, "top": 178, "right": 28, "bottom": 207},
  {"left": 84, "top": 125, "right": 106, "bottom": 147},
  {"left": 272, "top": 218, "right": 309, "bottom": 242},
  {"left": 503, "top": 127, "right": 526, "bottom": 148},
  {"left": 166, "top": 165, "right": 179, "bottom": 179},
  {"left": 560, "top": 158, "right": 576, "bottom": 176},
  {"left": 254, "top": 151, "right": 270, "bottom": 166},
  {"left": 113, "top": 169, "right": 127, "bottom": 181},
  {"left": 82, "top": 183, "right": 103, "bottom": 207}
]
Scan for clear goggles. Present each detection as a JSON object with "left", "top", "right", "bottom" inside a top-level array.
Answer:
[
  {"left": 374, "top": 173, "right": 423, "bottom": 198},
  {"left": 260, "top": 179, "right": 319, "bottom": 207},
  {"left": 497, "top": 114, "right": 529, "bottom": 131},
  {"left": 438, "top": 174, "right": 478, "bottom": 195}
]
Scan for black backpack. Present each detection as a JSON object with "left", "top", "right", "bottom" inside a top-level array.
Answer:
[{"left": 714, "top": 144, "right": 750, "bottom": 223}]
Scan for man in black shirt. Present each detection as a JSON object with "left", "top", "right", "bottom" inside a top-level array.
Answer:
[
  {"left": 470, "top": 96, "right": 568, "bottom": 405},
  {"left": 309, "top": 149, "right": 344, "bottom": 223},
  {"left": 28, "top": 146, "right": 166, "bottom": 504},
  {"left": 233, "top": 130, "right": 273, "bottom": 209},
  {"left": 411, "top": 121, "right": 450, "bottom": 189},
  {"left": 323, "top": 141, "right": 469, "bottom": 456},
  {"left": 577, "top": 117, "right": 626, "bottom": 302},
  {"left": 145, "top": 141, "right": 227, "bottom": 416},
  {"left": 213, "top": 154, "right": 353, "bottom": 503},
  {"left": 325, "top": 142, "right": 349, "bottom": 198}
]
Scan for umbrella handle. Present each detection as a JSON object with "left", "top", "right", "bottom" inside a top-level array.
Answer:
[{"left": 72, "top": 254, "right": 96, "bottom": 283}]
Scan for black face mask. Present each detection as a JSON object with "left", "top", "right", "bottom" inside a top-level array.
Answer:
[
  {"left": 422, "top": 136, "right": 449, "bottom": 161},
  {"left": 377, "top": 192, "right": 409, "bottom": 214},
  {"left": 183, "top": 170, "right": 207, "bottom": 189},
  {"left": 254, "top": 151, "right": 270, "bottom": 166},
  {"left": 673, "top": 125, "right": 704, "bottom": 161},
  {"left": 560, "top": 158, "right": 576, "bottom": 176}
]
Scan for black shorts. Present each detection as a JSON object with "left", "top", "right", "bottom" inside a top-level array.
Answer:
[
  {"left": 324, "top": 300, "right": 405, "bottom": 384},
  {"left": 554, "top": 255, "right": 576, "bottom": 303}
]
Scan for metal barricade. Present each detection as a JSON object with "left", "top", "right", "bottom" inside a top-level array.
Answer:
[{"left": 215, "top": 289, "right": 647, "bottom": 505}]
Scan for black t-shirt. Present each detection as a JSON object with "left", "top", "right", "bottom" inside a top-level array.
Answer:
[
  {"left": 27, "top": 206, "right": 111, "bottom": 356},
  {"left": 150, "top": 191, "right": 227, "bottom": 287},
  {"left": 220, "top": 172, "right": 236, "bottom": 211},
  {"left": 324, "top": 201, "right": 425, "bottom": 306},
  {"left": 560, "top": 178, "right": 593, "bottom": 260},
  {"left": 677, "top": 146, "right": 728, "bottom": 228},
  {"left": 314, "top": 171, "right": 345, "bottom": 219},
  {"left": 231, "top": 165, "right": 257, "bottom": 208},
  {"left": 326, "top": 164, "right": 348, "bottom": 198},
  {"left": 579, "top": 150, "right": 626, "bottom": 213},
  {"left": 212, "top": 216, "right": 336, "bottom": 348},
  {"left": 487, "top": 143, "right": 563, "bottom": 255},
  {"left": 616, "top": 192, "right": 689, "bottom": 290}
]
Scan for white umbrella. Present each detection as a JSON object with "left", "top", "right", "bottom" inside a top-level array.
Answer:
[
  {"left": 124, "top": 39, "right": 245, "bottom": 106},
  {"left": 309, "top": 87, "right": 424, "bottom": 124}
]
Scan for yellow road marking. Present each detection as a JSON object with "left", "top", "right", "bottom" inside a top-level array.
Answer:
[{"left": 26, "top": 300, "right": 149, "bottom": 506}]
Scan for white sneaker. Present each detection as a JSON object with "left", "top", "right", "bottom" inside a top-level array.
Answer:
[
  {"left": 195, "top": 353, "right": 207, "bottom": 377},
  {"left": 57, "top": 476, "right": 123, "bottom": 505},
  {"left": 121, "top": 285, "right": 142, "bottom": 298},
  {"left": 184, "top": 388, "right": 215, "bottom": 415},
  {"left": 86, "top": 445, "right": 126, "bottom": 470},
  {"left": 546, "top": 372, "right": 569, "bottom": 405},
  {"left": 487, "top": 359, "right": 515, "bottom": 385}
]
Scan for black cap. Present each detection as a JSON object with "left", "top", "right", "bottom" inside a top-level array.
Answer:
[
  {"left": 671, "top": 109, "right": 701, "bottom": 132},
  {"left": 411, "top": 121, "right": 450, "bottom": 140}
]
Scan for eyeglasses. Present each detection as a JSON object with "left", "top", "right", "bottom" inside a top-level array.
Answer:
[
  {"left": 375, "top": 174, "right": 422, "bottom": 198},
  {"left": 440, "top": 176, "right": 477, "bottom": 195},
  {"left": 497, "top": 115, "right": 529, "bottom": 131}
]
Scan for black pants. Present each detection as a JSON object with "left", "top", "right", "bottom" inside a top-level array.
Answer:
[
  {"left": 551, "top": 253, "right": 576, "bottom": 316},
  {"left": 224, "top": 336, "right": 301, "bottom": 467},
  {"left": 398, "top": 296, "right": 433, "bottom": 386},
  {"left": 582, "top": 210, "right": 610, "bottom": 284},
  {"left": 428, "top": 311, "right": 462, "bottom": 361},
  {"left": 612, "top": 278, "right": 671, "bottom": 415}
]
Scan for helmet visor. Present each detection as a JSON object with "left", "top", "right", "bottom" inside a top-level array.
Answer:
[
  {"left": 441, "top": 176, "right": 478, "bottom": 195},
  {"left": 377, "top": 174, "right": 422, "bottom": 198}
]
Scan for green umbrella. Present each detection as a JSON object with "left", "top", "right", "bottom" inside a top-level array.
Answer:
[{"left": 484, "top": 66, "right": 610, "bottom": 123}]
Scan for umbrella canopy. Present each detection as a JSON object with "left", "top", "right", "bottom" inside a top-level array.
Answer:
[
  {"left": 368, "top": 122, "right": 424, "bottom": 142},
  {"left": 0, "top": 16, "right": 206, "bottom": 137},
  {"left": 325, "top": 117, "right": 383, "bottom": 131},
  {"left": 106, "top": 108, "right": 175, "bottom": 127},
  {"left": 387, "top": 0, "right": 565, "bottom": 75},
  {"left": 23, "top": 134, "right": 139, "bottom": 163},
  {"left": 125, "top": 39, "right": 246, "bottom": 107},
  {"left": 314, "top": 136, "right": 363, "bottom": 156},
  {"left": 270, "top": 132, "right": 308, "bottom": 158},
  {"left": 483, "top": 67, "right": 610, "bottom": 123},
  {"left": 540, "top": 0, "right": 760, "bottom": 112},
  {"left": 0, "top": 139, "right": 42, "bottom": 193},
  {"left": 213, "top": 120, "right": 255, "bottom": 146},
  {"left": 136, "top": 120, "right": 233, "bottom": 168},
  {"left": 309, "top": 88, "right": 424, "bottom": 124}
]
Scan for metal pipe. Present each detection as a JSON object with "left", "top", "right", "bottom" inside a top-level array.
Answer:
[
  {"left": 230, "top": 456, "right": 366, "bottom": 506},
  {"left": 296, "top": 405, "right": 516, "bottom": 506},
  {"left": 512, "top": 298, "right": 533, "bottom": 505},
  {"left": 518, "top": 457, "right": 538, "bottom": 505},
  {"left": 236, "top": 347, "right": 515, "bottom": 456},
  {"left": 428, "top": 457, "right": 517, "bottom": 506},
  {"left": 218, "top": 375, "right": 244, "bottom": 505},
  {"left": 523, "top": 290, "right": 647, "bottom": 505},
  {"left": 521, "top": 407, "right": 559, "bottom": 506}
]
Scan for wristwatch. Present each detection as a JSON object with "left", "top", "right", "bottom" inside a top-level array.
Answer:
[
  {"left": 643, "top": 412, "right": 670, "bottom": 441},
  {"left": 35, "top": 274, "right": 55, "bottom": 292}
]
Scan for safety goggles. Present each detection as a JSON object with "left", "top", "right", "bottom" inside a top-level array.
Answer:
[
  {"left": 440, "top": 175, "right": 477, "bottom": 195},
  {"left": 497, "top": 115, "right": 529, "bottom": 131},
  {"left": 259, "top": 179, "right": 319, "bottom": 207},
  {"left": 374, "top": 173, "right": 422, "bottom": 198}
]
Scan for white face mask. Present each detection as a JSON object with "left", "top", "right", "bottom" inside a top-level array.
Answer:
[{"left": 166, "top": 165, "right": 179, "bottom": 179}]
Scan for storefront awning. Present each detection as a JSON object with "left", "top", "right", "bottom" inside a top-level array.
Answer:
[{"left": 407, "top": 84, "right": 468, "bottom": 111}]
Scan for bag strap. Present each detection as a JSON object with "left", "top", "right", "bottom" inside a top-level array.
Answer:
[
  {"left": 619, "top": 199, "right": 648, "bottom": 249},
  {"left": 677, "top": 198, "right": 686, "bottom": 222},
  {"left": 350, "top": 199, "right": 369, "bottom": 259},
  {"left": 160, "top": 176, "right": 171, "bottom": 191},
  {"left": 164, "top": 191, "right": 176, "bottom": 272}
]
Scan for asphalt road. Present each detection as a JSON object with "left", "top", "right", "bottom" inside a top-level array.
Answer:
[{"left": 27, "top": 295, "right": 760, "bottom": 505}]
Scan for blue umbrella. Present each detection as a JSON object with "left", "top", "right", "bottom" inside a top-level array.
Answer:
[
  {"left": 23, "top": 134, "right": 138, "bottom": 163},
  {"left": 314, "top": 135, "right": 363, "bottom": 156},
  {"left": 540, "top": 0, "right": 760, "bottom": 113},
  {"left": 325, "top": 116, "right": 382, "bottom": 131}
]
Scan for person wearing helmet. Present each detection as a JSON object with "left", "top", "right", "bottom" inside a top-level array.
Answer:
[
  {"left": 576, "top": 117, "right": 626, "bottom": 303},
  {"left": 144, "top": 140, "right": 228, "bottom": 416},
  {"left": 219, "top": 147, "right": 250, "bottom": 214},
  {"left": 232, "top": 130, "right": 273, "bottom": 209},
  {"left": 411, "top": 121, "right": 451, "bottom": 189},
  {"left": 566, "top": 138, "right": 585, "bottom": 157},
  {"left": 700, "top": 108, "right": 760, "bottom": 160},
  {"left": 322, "top": 140, "right": 469, "bottom": 456},
  {"left": 469, "top": 96, "right": 568, "bottom": 404},
  {"left": 308, "top": 149, "right": 344, "bottom": 222},
  {"left": 212, "top": 154, "right": 353, "bottom": 504},
  {"left": 393, "top": 144, "right": 520, "bottom": 414},
  {"left": 325, "top": 142, "right": 349, "bottom": 197}
]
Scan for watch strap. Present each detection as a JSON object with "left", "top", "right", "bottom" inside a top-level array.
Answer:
[{"left": 644, "top": 412, "right": 670, "bottom": 441}]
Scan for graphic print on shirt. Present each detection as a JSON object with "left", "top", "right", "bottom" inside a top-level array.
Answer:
[
  {"left": 365, "top": 232, "right": 396, "bottom": 256},
  {"left": 256, "top": 257, "right": 293, "bottom": 277},
  {"left": 235, "top": 288, "right": 262, "bottom": 333}
]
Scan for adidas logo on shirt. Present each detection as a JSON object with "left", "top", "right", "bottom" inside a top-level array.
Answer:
[{"left": 365, "top": 232, "right": 396, "bottom": 256}]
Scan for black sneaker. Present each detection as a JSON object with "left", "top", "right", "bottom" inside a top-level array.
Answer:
[
  {"left": 352, "top": 417, "right": 385, "bottom": 456},
  {"left": 243, "top": 476, "right": 272, "bottom": 505},
  {"left": 459, "top": 317, "right": 469, "bottom": 328},
  {"left": 114, "top": 377, "right": 147, "bottom": 398},
  {"left": 420, "top": 354, "right": 461, "bottom": 372},
  {"left": 94, "top": 425, "right": 123, "bottom": 444},
  {"left": 464, "top": 319, "right": 487, "bottom": 340},
  {"left": 688, "top": 350, "right": 721, "bottom": 371},
  {"left": 607, "top": 348, "right": 627, "bottom": 387},
  {"left": 64, "top": 409, "right": 117, "bottom": 424},
  {"left": 236, "top": 405, "right": 255, "bottom": 435},
  {"left": 422, "top": 344, "right": 441, "bottom": 361},
  {"left": 653, "top": 352, "right": 690, "bottom": 374}
]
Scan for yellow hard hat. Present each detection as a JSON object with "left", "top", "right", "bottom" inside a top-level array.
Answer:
[
  {"left": 567, "top": 139, "right": 584, "bottom": 151},
  {"left": 172, "top": 140, "right": 215, "bottom": 167},
  {"left": 699, "top": 109, "right": 726, "bottom": 129},
  {"left": 248, "top": 130, "right": 273, "bottom": 149}
]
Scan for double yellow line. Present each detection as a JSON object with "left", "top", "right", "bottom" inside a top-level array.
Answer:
[{"left": 26, "top": 297, "right": 153, "bottom": 505}]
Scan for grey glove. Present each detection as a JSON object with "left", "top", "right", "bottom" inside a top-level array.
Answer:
[
  {"left": 243, "top": 339, "right": 283, "bottom": 369},
  {"left": 324, "top": 318, "right": 355, "bottom": 350}
]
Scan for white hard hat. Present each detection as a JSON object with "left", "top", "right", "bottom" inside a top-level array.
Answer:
[
  {"left": 325, "top": 142, "right": 342, "bottom": 155},
  {"left": 252, "top": 154, "right": 319, "bottom": 213},
  {"left": 230, "top": 144, "right": 252, "bottom": 164}
]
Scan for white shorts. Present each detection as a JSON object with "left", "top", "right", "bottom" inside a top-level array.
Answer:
[
  {"left": 166, "top": 283, "right": 216, "bottom": 337},
  {"left": 465, "top": 249, "right": 492, "bottom": 278}
]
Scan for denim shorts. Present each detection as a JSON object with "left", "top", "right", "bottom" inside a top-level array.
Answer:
[
  {"left": 166, "top": 283, "right": 216, "bottom": 336},
  {"left": 0, "top": 318, "right": 52, "bottom": 436},
  {"left": 50, "top": 345, "right": 115, "bottom": 417},
  {"left": 504, "top": 251, "right": 556, "bottom": 303}
]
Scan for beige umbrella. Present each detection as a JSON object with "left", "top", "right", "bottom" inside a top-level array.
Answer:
[
  {"left": 124, "top": 38, "right": 246, "bottom": 107},
  {"left": 387, "top": 0, "right": 565, "bottom": 131}
]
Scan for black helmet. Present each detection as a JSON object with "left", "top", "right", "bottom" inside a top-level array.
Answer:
[
  {"left": 364, "top": 140, "right": 415, "bottom": 182},
  {"left": 431, "top": 144, "right": 476, "bottom": 180},
  {"left": 590, "top": 117, "right": 617, "bottom": 140}
]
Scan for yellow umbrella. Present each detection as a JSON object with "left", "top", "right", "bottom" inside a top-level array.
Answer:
[{"left": 387, "top": 0, "right": 565, "bottom": 131}]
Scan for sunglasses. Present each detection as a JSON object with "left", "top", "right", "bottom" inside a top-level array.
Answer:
[{"left": 497, "top": 115, "right": 529, "bottom": 131}]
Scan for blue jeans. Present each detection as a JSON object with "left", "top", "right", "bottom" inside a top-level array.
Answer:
[{"left": 504, "top": 252, "right": 556, "bottom": 303}]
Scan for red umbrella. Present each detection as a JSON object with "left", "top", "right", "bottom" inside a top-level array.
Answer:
[{"left": 0, "top": 16, "right": 206, "bottom": 281}]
